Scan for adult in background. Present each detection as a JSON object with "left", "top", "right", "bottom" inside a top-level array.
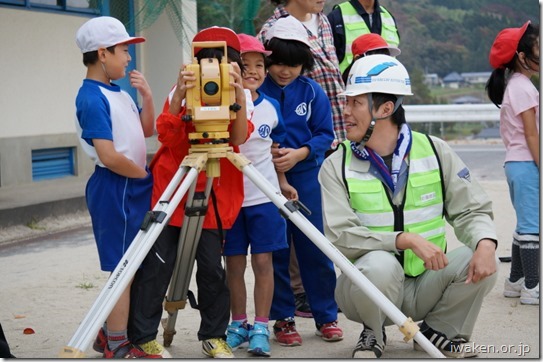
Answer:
[
  {"left": 319, "top": 54, "right": 498, "bottom": 358},
  {"left": 328, "top": 0, "right": 400, "bottom": 74}
]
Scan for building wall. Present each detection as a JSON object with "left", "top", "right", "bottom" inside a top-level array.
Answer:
[{"left": 0, "top": 4, "right": 194, "bottom": 188}]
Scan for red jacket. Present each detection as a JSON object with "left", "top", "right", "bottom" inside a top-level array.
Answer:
[{"left": 149, "top": 97, "right": 253, "bottom": 230}]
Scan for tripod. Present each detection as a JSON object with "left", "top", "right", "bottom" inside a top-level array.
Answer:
[{"left": 59, "top": 145, "right": 445, "bottom": 358}]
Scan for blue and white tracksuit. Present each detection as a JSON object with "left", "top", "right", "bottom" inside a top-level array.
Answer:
[{"left": 259, "top": 75, "right": 338, "bottom": 324}]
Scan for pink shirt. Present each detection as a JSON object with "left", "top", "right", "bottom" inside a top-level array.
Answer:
[{"left": 500, "top": 72, "right": 539, "bottom": 162}]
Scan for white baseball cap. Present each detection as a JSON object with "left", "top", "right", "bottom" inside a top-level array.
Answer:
[
  {"left": 76, "top": 16, "right": 145, "bottom": 53},
  {"left": 264, "top": 16, "right": 310, "bottom": 47}
]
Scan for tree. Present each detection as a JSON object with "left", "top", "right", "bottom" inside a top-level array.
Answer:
[{"left": 404, "top": 67, "right": 434, "bottom": 105}]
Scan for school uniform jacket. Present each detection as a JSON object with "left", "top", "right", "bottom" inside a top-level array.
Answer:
[{"left": 259, "top": 75, "right": 334, "bottom": 174}]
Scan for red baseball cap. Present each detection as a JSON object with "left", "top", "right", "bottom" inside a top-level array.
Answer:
[
  {"left": 193, "top": 26, "right": 241, "bottom": 55},
  {"left": 489, "top": 21, "right": 530, "bottom": 69},
  {"left": 238, "top": 33, "right": 272, "bottom": 56},
  {"left": 351, "top": 33, "right": 401, "bottom": 57}
]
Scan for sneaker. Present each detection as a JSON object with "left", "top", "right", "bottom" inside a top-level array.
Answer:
[
  {"left": 520, "top": 283, "right": 539, "bottom": 305},
  {"left": 92, "top": 327, "right": 107, "bottom": 353},
  {"left": 294, "top": 293, "right": 313, "bottom": 318},
  {"left": 415, "top": 322, "right": 477, "bottom": 358},
  {"left": 139, "top": 340, "right": 172, "bottom": 358},
  {"left": 352, "top": 327, "right": 386, "bottom": 358},
  {"left": 226, "top": 321, "right": 250, "bottom": 350},
  {"left": 202, "top": 338, "right": 234, "bottom": 358},
  {"left": 315, "top": 320, "right": 343, "bottom": 342},
  {"left": 104, "top": 340, "right": 162, "bottom": 358},
  {"left": 503, "top": 277, "right": 524, "bottom": 298},
  {"left": 248, "top": 323, "right": 271, "bottom": 357},
  {"left": 273, "top": 317, "right": 302, "bottom": 347}
]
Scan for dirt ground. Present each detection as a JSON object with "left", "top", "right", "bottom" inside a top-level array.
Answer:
[{"left": 0, "top": 180, "right": 539, "bottom": 359}]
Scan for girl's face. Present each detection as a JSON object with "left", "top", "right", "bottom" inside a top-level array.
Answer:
[
  {"left": 102, "top": 44, "right": 131, "bottom": 80},
  {"left": 241, "top": 52, "right": 266, "bottom": 93},
  {"left": 527, "top": 36, "right": 540, "bottom": 72},
  {"left": 267, "top": 63, "right": 303, "bottom": 87}
]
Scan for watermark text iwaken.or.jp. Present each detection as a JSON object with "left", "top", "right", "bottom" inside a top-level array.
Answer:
[{"left": 452, "top": 342, "right": 531, "bottom": 357}]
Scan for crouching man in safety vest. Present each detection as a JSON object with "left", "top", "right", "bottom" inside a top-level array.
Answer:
[{"left": 317, "top": 54, "right": 498, "bottom": 359}]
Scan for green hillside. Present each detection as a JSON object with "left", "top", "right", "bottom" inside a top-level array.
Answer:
[
  {"left": 197, "top": 0, "right": 540, "bottom": 104},
  {"left": 323, "top": 0, "right": 540, "bottom": 77}
]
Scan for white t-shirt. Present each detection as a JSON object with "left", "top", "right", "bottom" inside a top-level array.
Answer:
[
  {"left": 239, "top": 92, "right": 286, "bottom": 207},
  {"left": 302, "top": 13, "right": 319, "bottom": 35},
  {"left": 75, "top": 79, "right": 146, "bottom": 168}
]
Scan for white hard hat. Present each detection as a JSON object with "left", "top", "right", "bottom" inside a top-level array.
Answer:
[{"left": 340, "top": 54, "right": 412, "bottom": 96}]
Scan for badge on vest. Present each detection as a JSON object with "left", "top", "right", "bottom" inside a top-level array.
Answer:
[{"left": 420, "top": 192, "right": 436, "bottom": 203}]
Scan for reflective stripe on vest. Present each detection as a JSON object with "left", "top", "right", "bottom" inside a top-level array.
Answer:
[
  {"left": 343, "top": 132, "right": 445, "bottom": 277},
  {"left": 338, "top": 3, "right": 400, "bottom": 73}
]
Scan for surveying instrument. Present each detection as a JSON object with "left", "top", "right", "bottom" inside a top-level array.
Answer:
[{"left": 59, "top": 40, "right": 445, "bottom": 358}]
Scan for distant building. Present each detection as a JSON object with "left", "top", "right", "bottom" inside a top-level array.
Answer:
[
  {"left": 443, "top": 72, "right": 465, "bottom": 88},
  {"left": 461, "top": 72, "right": 492, "bottom": 85},
  {"left": 423, "top": 73, "right": 441, "bottom": 86},
  {"left": 452, "top": 95, "right": 484, "bottom": 104}
]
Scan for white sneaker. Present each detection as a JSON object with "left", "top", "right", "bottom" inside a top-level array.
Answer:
[
  {"left": 520, "top": 283, "right": 539, "bottom": 305},
  {"left": 503, "top": 277, "right": 524, "bottom": 298}
]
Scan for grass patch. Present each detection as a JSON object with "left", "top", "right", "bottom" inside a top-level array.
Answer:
[
  {"left": 26, "top": 218, "right": 46, "bottom": 230},
  {"left": 76, "top": 281, "right": 96, "bottom": 290}
]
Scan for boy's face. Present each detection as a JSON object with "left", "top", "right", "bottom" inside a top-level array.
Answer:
[
  {"left": 241, "top": 52, "right": 266, "bottom": 92},
  {"left": 101, "top": 44, "right": 131, "bottom": 80},
  {"left": 267, "top": 63, "right": 303, "bottom": 87}
]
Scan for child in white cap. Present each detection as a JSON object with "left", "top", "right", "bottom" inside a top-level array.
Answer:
[
  {"left": 74, "top": 16, "right": 158, "bottom": 358},
  {"left": 259, "top": 15, "right": 343, "bottom": 347}
]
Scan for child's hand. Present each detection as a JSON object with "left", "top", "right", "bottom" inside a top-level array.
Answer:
[
  {"left": 176, "top": 65, "right": 196, "bottom": 97},
  {"left": 280, "top": 182, "right": 298, "bottom": 201},
  {"left": 170, "top": 65, "right": 196, "bottom": 115},
  {"left": 229, "top": 62, "right": 246, "bottom": 104},
  {"left": 273, "top": 147, "right": 307, "bottom": 173},
  {"left": 130, "top": 70, "right": 152, "bottom": 98}
]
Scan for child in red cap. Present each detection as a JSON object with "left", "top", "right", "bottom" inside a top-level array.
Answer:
[
  {"left": 486, "top": 21, "right": 540, "bottom": 305},
  {"left": 342, "top": 33, "right": 401, "bottom": 83},
  {"left": 127, "top": 26, "right": 254, "bottom": 358}
]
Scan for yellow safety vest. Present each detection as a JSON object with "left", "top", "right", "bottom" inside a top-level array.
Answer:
[
  {"left": 338, "top": 2, "right": 400, "bottom": 73},
  {"left": 343, "top": 132, "right": 446, "bottom": 277}
]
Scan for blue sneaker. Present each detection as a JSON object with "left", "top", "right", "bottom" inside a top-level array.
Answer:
[
  {"left": 248, "top": 323, "right": 271, "bottom": 357},
  {"left": 226, "top": 321, "right": 250, "bottom": 350}
]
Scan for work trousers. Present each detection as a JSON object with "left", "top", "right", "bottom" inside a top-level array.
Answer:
[
  {"left": 335, "top": 247, "right": 497, "bottom": 345},
  {"left": 129, "top": 225, "right": 230, "bottom": 343}
]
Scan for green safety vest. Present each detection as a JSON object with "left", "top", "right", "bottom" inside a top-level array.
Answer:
[
  {"left": 343, "top": 132, "right": 445, "bottom": 277},
  {"left": 338, "top": 2, "right": 400, "bottom": 73}
]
